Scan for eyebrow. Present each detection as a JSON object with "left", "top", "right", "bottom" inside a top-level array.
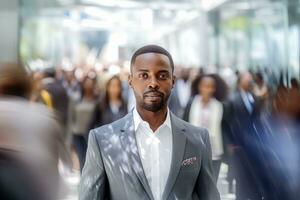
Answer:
[
  {"left": 136, "top": 69, "right": 170, "bottom": 73},
  {"left": 136, "top": 69, "right": 149, "bottom": 72},
  {"left": 158, "top": 70, "right": 170, "bottom": 73}
]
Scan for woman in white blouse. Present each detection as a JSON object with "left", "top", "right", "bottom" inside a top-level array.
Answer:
[{"left": 184, "top": 74, "right": 226, "bottom": 181}]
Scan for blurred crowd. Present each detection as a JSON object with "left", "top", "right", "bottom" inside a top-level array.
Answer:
[{"left": 0, "top": 61, "right": 300, "bottom": 200}]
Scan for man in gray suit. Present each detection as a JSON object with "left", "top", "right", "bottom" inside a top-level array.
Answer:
[{"left": 79, "top": 45, "right": 220, "bottom": 200}]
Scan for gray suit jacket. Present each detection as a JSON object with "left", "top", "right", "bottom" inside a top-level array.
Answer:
[{"left": 79, "top": 111, "right": 220, "bottom": 200}]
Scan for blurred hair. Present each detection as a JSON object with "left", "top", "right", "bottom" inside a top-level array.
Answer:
[
  {"left": 191, "top": 75, "right": 202, "bottom": 97},
  {"left": 255, "top": 72, "right": 264, "bottom": 82},
  {"left": 290, "top": 77, "right": 299, "bottom": 89},
  {"left": 0, "top": 63, "right": 32, "bottom": 98},
  {"left": 104, "top": 75, "right": 124, "bottom": 107}
]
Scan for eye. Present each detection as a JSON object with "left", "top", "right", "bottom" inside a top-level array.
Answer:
[
  {"left": 158, "top": 73, "right": 169, "bottom": 80},
  {"left": 138, "top": 73, "right": 148, "bottom": 79}
]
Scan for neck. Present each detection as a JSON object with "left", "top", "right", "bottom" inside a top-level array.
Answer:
[
  {"left": 109, "top": 95, "right": 119, "bottom": 102},
  {"left": 240, "top": 88, "right": 248, "bottom": 93},
  {"left": 83, "top": 91, "right": 94, "bottom": 100},
  {"left": 136, "top": 106, "right": 168, "bottom": 132},
  {"left": 201, "top": 96, "right": 210, "bottom": 105}
]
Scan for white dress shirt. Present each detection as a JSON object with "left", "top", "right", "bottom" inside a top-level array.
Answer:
[
  {"left": 133, "top": 108, "right": 173, "bottom": 200},
  {"left": 240, "top": 90, "right": 254, "bottom": 113},
  {"left": 176, "top": 79, "right": 191, "bottom": 108}
]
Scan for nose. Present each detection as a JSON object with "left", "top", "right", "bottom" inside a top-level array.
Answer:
[{"left": 148, "top": 77, "right": 159, "bottom": 90}]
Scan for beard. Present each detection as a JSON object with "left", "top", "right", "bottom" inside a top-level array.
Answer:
[
  {"left": 141, "top": 90, "right": 168, "bottom": 112},
  {"left": 142, "top": 97, "right": 164, "bottom": 112}
]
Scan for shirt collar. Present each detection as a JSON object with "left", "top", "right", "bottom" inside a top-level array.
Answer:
[
  {"left": 240, "top": 89, "right": 254, "bottom": 103},
  {"left": 133, "top": 107, "right": 172, "bottom": 132}
]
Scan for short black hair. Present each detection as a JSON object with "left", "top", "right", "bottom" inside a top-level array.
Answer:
[{"left": 130, "top": 44, "right": 174, "bottom": 73}]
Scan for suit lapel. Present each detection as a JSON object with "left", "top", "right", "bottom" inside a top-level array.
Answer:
[
  {"left": 237, "top": 92, "right": 250, "bottom": 116},
  {"left": 162, "top": 112, "right": 187, "bottom": 200},
  {"left": 119, "top": 113, "right": 154, "bottom": 200}
]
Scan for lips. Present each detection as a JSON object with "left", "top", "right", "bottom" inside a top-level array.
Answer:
[
  {"left": 144, "top": 92, "right": 163, "bottom": 98},
  {"left": 143, "top": 92, "right": 163, "bottom": 103}
]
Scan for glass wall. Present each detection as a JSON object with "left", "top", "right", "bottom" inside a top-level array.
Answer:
[
  {"left": 208, "top": 0, "right": 300, "bottom": 79},
  {"left": 17, "top": 0, "right": 300, "bottom": 79}
]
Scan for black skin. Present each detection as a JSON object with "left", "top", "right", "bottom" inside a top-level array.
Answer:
[{"left": 128, "top": 53, "right": 176, "bottom": 132}]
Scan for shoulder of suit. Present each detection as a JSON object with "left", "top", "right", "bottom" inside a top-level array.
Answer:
[
  {"left": 91, "top": 113, "right": 131, "bottom": 136},
  {"left": 172, "top": 113, "right": 209, "bottom": 139}
]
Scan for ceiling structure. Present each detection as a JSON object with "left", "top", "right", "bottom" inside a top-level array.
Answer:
[
  {"left": 21, "top": 0, "right": 295, "bottom": 31},
  {"left": 20, "top": 0, "right": 223, "bottom": 47}
]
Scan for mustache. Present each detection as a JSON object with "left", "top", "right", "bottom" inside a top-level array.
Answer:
[{"left": 143, "top": 90, "right": 164, "bottom": 97}]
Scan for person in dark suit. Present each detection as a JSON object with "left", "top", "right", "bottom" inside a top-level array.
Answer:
[
  {"left": 224, "top": 72, "right": 267, "bottom": 200},
  {"left": 79, "top": 45, "right": 220, "bottom": 200}
]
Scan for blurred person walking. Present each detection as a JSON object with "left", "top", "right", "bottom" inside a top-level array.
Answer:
[
  {"left": 62, "top": 68, "right": 82, "bottom": 103},
  {"left": 224, "top": 72, "right": 267, "bottom": 200},
  {"left": 91, "top": 75, "right": 127, "bottom": 127},
  {"left": 70, "top": 74, "right": 98, "bottom": 171},
  {"left": 183, "top": 74, "right": 227, "bottom": 181},
  {"left": 30, "top": 68, "right": 70, "bottom": 149},
  {"left": 40, "top": 68, "right": 70, "bottom": 128},
  {"left": 253, "top": 72, "right": 268, "bottom": 100},
  {"left": 257, "top": 93, "right": 300, "bottom": 200},
  {"left": 253, "top": 72, "right": 270, "bottom": 114},
  {"left": 0, "top": 63, "right": 71, "bottom": 200},
  {"left": 287, "top": 78, "right": 300, "bottom": 120},
  {"left": 30, "top": 67, "right": 72, "bottom": 172}
]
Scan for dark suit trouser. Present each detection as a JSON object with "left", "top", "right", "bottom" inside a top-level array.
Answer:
[
  {"left": 233, "top": 148, "right": 263, "bottom": 200},
  {"left": 73, "top": 135, "right": 88, "bottom": 172},
  {"left": 212, "top": 160, "right": 222, "bottom": 182}
]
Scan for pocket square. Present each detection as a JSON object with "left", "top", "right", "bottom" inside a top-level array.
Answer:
[{"left": 181, "top": 156, "right": 197, "bottom": 166}]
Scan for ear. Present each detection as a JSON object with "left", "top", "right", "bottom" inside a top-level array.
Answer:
[
  {"left": 172, "top": 75, "right": 176, "bottom": 89},
  {"left": 128, "top": 74, "right": 133, "bottom": 88}
]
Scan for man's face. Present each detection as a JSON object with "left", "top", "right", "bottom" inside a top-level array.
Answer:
[
  {"left": 240, "top": 73, "right": 253, "bottom": 91},
  {"left": 128, "top": 53, "right": 175, "bottom": 112}
]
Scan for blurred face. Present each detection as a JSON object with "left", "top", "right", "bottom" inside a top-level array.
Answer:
[
  {"left": 128, "top": 53, "right": 175, "bottom": 112},
  {"left": 64, "top": 71, "right": 74, "bottom": 83},
  {"left": 239, "top": 73, "right": 253, "bottom": 91},
  {"left": 199, "top": 76, "right": 216, "bottom": 99},
  {"left": 181, "top": 68, "right": 190, "bottom": 81},
  {"left": 83, "top": 78, "right": 94, "bottom": 93},
  {"left": 108, "top": 78, "right": 121, "bottom": 99}
]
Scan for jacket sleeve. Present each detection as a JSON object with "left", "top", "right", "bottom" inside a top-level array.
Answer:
[
  {"left": 79, "top": 130, "right": 107, "bottom": 200},
  {"left": 195, "top": 129, "right": 221, "bottom": 200}
]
